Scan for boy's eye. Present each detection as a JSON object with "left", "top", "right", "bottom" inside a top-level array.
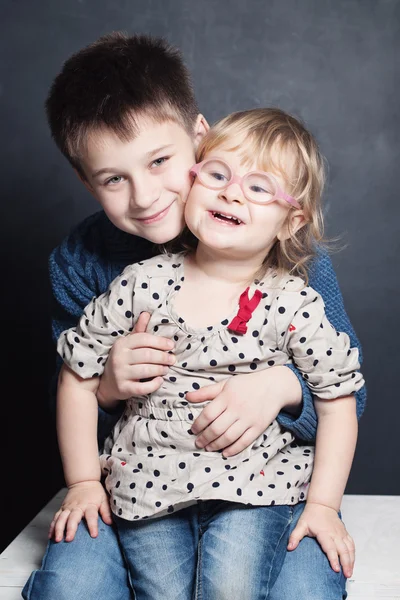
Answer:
[
  {"left": 151, "top": 156, "right": 170, "bottom": 168},
  {"left": 105, "top": 176, "right": 123, "bottom": 186}
]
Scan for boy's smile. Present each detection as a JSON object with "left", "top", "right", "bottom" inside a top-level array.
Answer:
[{"left": 79, "top": 114, "right": 207, "bottom": 244}]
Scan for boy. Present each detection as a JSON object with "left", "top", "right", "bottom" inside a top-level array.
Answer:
[{"left": 23, "top": 32, "right": 364, "bottom": 599}]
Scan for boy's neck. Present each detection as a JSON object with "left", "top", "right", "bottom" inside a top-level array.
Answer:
[{"left": 190, "top": 244, "right": 264, "bottom": 286}]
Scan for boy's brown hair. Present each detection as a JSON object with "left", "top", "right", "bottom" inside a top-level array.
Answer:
[{"left": 46, "top": 32, "right": 199, "bottom": 176}]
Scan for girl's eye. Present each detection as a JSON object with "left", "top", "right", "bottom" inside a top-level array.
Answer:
[
  {"left": 250, "top": 185, "right": 268, "bottom": 194},
  {"left": 211, "top": 171, "right": 227, "bottom": 182},
  {"left": 105, "top": 176, "right": 123, "bottom": 186},
  {"left": 151, "top": 156, "right": 169, "bottom": 168}
]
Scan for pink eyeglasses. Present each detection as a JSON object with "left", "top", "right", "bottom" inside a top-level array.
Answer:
[{"left": 190, "top": 158, "right": 301, "bottom": 209}]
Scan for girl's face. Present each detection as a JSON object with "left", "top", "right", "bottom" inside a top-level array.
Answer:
[{"left": 184, "top": 141, "right": 305, "bottom": 265}]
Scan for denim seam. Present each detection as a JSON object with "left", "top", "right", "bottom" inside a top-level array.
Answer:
[
  {"left": 195, "top": 534, "right": 203, "bottom": 600},
  {"left": 264, "top": 505, "right": 295, "bottom": 599}
]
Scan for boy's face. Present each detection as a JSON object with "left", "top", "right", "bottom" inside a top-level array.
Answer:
[{"left": 79, "top": 114, "right": 207, "bottom": 244}]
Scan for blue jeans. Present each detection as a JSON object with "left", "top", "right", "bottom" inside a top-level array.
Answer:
[
  {"left": 22, "top": 502, "right": 346, "bottom": 599},
  {"left": 114, "top": 500, "right": 292, "bottom": 600}
]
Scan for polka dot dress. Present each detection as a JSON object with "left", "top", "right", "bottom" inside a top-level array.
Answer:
[{"left": 58, "top": 253, "right": 364, "bottom": 521}]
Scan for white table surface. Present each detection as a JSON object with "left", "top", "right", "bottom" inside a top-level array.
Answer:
[{"left": 1, "top": 491, "right": 399, "bottom": 599}]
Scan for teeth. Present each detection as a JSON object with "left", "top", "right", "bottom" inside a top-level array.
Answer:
[{"left": 213, "top": 212, "right": 242, "bottom": 224}]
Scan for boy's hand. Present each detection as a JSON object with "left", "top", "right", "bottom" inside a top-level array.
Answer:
[
  {"left": 187, "top": 366, "right": 301, "bottom": 457},
  {"left": 186, "top": 367, "right": 302, "bottom": 457},
  {"left": 288, "top": 502, "right": 355, "bottom": 578},
  {"left": 97, "top": 312, "right": 175, "bottom": 406},
  {"left": 49, "top": 481, "right": 112, "bottom": 543}
]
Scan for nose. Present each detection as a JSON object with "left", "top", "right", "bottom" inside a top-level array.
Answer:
[
  {"left": 218, "top": 182, "right": 246, "bottom": 204},
  {"left": 130, "top": 175, "right": 161, "bottom": 210}
]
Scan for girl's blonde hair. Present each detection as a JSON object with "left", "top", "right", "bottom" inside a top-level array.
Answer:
[{"left": 189, "top": 107, "right": 326, "bottom": 283}]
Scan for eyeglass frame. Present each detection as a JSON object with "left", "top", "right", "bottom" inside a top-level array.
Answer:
[{"left": 189, "top": 158, "right": 301, "bottom": 209}]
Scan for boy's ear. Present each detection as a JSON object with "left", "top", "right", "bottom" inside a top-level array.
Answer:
[
  {"left": 193, "top": 114, "right": 209, "bottom": 149},
  {"left": 277, "top": 210, "right": 307, "bottom": 241}
]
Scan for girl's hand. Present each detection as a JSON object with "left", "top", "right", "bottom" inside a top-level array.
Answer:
[
  {"left": 288, "top": 502, "right": 355, "bottom": 578},
  {"left": 48, "top": 480, "right": 112, "bottom": 543},
  {"left": 187, "top": 366, "right": 302, "bottom": 457},
  {"left": 97, "top": 312, "right": 175, "bottom": 409}
]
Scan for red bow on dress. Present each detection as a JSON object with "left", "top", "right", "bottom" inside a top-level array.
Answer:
[{"left": 227, "top": 287, "right": 262, "bottom": 334}]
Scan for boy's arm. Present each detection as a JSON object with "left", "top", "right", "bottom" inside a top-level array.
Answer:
[
  {"left": 48, "top": 214, "right": 126, "bottom": 440},
  {"left": 50, "top": 365, "right": 112, "bottom": 543},
  {"left": 288, "top": 395, "right": 357, "bottom": 579}
]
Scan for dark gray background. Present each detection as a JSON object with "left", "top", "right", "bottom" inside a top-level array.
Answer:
[{"left": 1, "top": 0, "right": 399, "bottom": 552}]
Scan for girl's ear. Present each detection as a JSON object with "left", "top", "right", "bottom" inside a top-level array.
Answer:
[
  {"left": 277, "top": 210, "right": 307, "bottom": 241},
  {"left": 193, "top": 114, "right": 209, "bottom": 149}
]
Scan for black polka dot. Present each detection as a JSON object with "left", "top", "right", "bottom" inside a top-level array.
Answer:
[
  {"left": 141, "top": 282, "right": 148, "bottom": 289},
  {"left": 192, "top": 382, "right": 200, "bottom": 389},
  {"left": 212, "top": 482, "right": 220, "bottom": 488},
  {"left": 187, "top": 483, "right": 194, "bottom": 492},
  {"left": 278, "top": 307, "right": 286, "bottom": 314},
  {"left": 306, "top": 348, "right": 313, "bottom": 355},
  {"left": 252, "top": 330, "right": 259, "bottom": 337},
  {"left": 236, "top": 488, "right": 242, "bottom": 496},
  {"left": 210, "top": 359, "right": 217, "bottom": 367},
  {"left": 179, "top": 462, "right": 186, "bottom": 469},
  {"left": 250, "top": 362, "right": 257, "bottom": 370},
  {"left": 231, "top": 337, "right": 238, "bottom": 343},
  {"left": 146, "top": 481, "right": 153, "bottom": 488},
  {"left": 302, "top": 312, "right": 309, "bottom": 318},
  {"left": 228, "top": 365, "right": 236, "bottom": 372}
]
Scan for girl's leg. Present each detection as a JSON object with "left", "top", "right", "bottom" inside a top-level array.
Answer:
[
  {"left": 115, "top": 504, "right": 199, "bottom": 600},
  {"left": 269, "top": 502, "right": 347, "bottom": 600},
  {"left": 22, "top": 520, "right": 132, "bottom": 600},
  {"left": 195, "top": 500, "right": 293, "bottom": 600}
]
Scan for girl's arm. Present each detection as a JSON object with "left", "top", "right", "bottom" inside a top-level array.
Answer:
[
  {"left": 49, "top": 365, "right": 113, "bottom": 542},
  {"left": 288, "top": 395, "right": 357, "bottom": 579}
]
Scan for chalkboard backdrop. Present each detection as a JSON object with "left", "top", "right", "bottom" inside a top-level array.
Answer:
[{"left": 1, "top": 0, "right": 399, "bottom": 552}]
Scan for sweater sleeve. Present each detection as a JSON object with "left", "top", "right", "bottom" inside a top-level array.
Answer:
[
  {"left": 276, "top": 249, "right": 366, "bottom": 441},
  {"left": 48, "top": 213, "right": 126, "bottom": 440}
]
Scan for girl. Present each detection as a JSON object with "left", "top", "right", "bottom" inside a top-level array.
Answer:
[{"left": 54, "top": 108, "right": 363, "bottom": 599}]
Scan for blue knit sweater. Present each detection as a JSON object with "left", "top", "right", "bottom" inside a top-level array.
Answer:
[{"left": 49, "top": 210, "right": 366, "bottom": 444}]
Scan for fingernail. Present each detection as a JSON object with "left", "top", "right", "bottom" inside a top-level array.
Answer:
[
  {"left": 168, "top": 355, "right": 176, "bottom": 364},
  {"left": 167, "top": 341, "right": 174, "bottom": 349}
]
